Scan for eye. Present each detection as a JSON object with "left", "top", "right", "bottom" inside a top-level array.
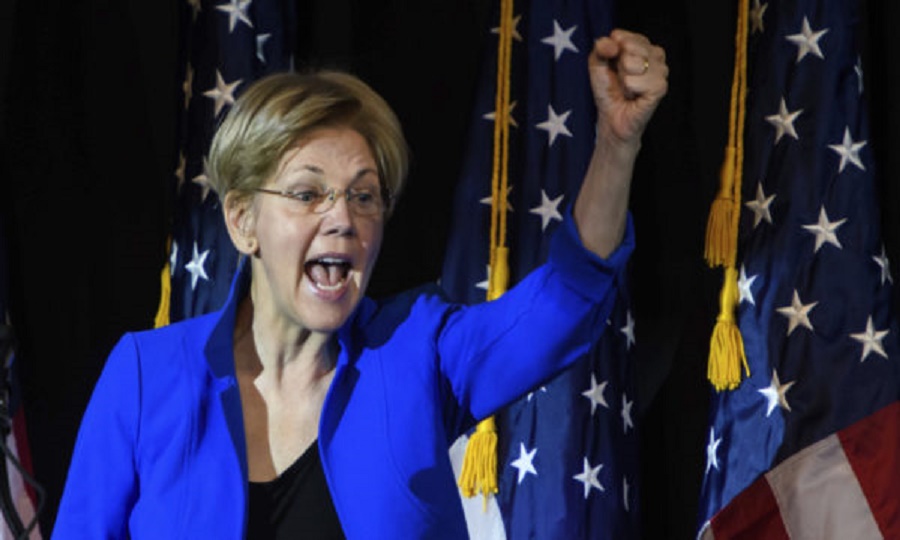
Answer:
[
  {"left": 351, "top": 190, "right": 377, "bottom": 206},
  {"left": 288, "top": 189, "right": 324, "bottom": 204}
]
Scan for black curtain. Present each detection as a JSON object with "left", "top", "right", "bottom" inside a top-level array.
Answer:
[{"left": 1, "top": 1, "right": 897, "bottom": 537}]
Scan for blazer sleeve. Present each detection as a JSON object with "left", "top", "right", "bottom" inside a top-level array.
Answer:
[
  {"left": 436, "top": 211, "right": 634, "bottom": 422},
  {"left": 52, "top": 334, "right": 142, "bottom": 539}
]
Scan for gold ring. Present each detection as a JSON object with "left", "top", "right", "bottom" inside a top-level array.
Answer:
[{"left": 642, "top": 57, "right": 650, "bottom": 74}]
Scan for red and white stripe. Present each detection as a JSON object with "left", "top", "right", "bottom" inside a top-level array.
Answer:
[{"left": 701, "top": 401, "right": 900, "bottom": 540}]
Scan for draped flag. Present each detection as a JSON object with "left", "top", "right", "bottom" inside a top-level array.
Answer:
[
  {"left": 0, "top": 224, "right": 41, "bottom": 539},
  {"left": 442, "top": 0, "right": 641, "bottom": 538},
  {"left": 698, "top": 0, "right": 900, "bottom": 537},
  {"left": 164, "top": 0, "right": 295, "bottom": 323}
]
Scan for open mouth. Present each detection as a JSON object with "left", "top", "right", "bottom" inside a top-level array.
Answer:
[{"left": 305, "top": 257, "right": 352, "bottom": 292}]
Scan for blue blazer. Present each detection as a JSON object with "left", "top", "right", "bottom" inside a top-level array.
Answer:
[{"left": 53, "top": 214, "right": 633, "bottom": 539}]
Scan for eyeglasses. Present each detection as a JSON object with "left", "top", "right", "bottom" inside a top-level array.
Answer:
[{"left": 254, "top": 185, "right": 392, "bottom": 217}]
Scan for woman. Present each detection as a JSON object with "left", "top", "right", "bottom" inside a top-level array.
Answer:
[{"left": 53, "top": 29, "right": 667, "bottom": 538}]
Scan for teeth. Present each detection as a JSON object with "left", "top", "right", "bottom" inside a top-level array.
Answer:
[
  {"left": 316, "top": 281, "right": 345, "bottom": 291},
  {"left": 306, "top": 257, "right": 351, "bottom": 291}
]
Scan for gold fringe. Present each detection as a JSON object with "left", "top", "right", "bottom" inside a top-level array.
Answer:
[
  {"left": 706, "top": 0, "right": 751, "bottom": 390},
  {"left": 704, "top": 148, "right": 737, "bottom": 267},
  {"left": 487, "top": 246, "right": 510, "bottom": 302},
  {"left": 458, "top": 0, "right": 514, "bottom": 507},
  {"left": 457, "top": 417, "right": 499, "bottom": 510},
  {"left": 153, "top": 238, "right": 172, "bottom": 329},
  {"left": 707, "top": 267, "right": 750, "bottom": 391}
]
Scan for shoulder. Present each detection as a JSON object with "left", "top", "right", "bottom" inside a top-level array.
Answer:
[
  {"left": 343, "top": 284, "right": 456, "bottom": 350},
  {"left": 104, "top": 311, "right": 221, "bottom": 382},
  {"left": 126, "top": 311, "right": 218, "bottom": 351},
  {"left": 366, "top": 283, "right": 453, "bottom": 326}
]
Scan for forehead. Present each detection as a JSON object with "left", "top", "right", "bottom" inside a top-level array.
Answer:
[{"left": 282, "top": 128, "right": 375, "bottom": 170}]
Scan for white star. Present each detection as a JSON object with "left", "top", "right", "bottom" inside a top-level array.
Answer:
[
  {"left": 510, "top": 443, "right": 537, "bottom": 484},
  {"left": 765, "top": 98, "right": 802, "bottom": 144},
  {"left": 536, "top": 105, "right": 573, "bottom": 147},
  {"left": 182, "top": 63, "right": 194, "bottom": 110},
  {"left": 573, "top": 458, "right": 604, "bottom": 499},
  {"left": 581, "top": 373, "right": 609, "bottom": 415},
  {"left": 203, "top": 70, "right": 243, "bottom": 117},
  {"left": 855, "top": 56, "right": 864, "bottom": 95},
  {"left": 482, "top": 101, "right": 518, "bottom": 128},
  {"left": 738, "top": 265, "right": 758, "bottom": 306},
  {"left": 541, "top": 20, "right": 578, "bottom": 61},
  {"left": 786, "top": 16, "right": 828, "bottom": 63},
  {"left": 216, "top": 0, "right": 253, "bottom": 33},
  {"left": 185, "top": 242, "right": 210, "bottom": 290},
  {"left": 623, "top": 476, "right": 631, "bottom": 512},
  {"left": 620, "top": 310, "right": 635, "bottom": 350},
  {"left": 175, "top": 152, "right": 186, "bottom": 192},
  {"left": 186, "top": 0, "right": 201, "bottom": 21},
  {"left": 873, "top": 246, "right": 893, "bottom": 286},
  {"left": 802, "top": 206, "right": 846, "bottom": 253},
  {"left": 758, "top": 370, "right": 795, "bottom": 417},
  {"left": 169, "top": 241, "right": 179, "bottom": 276},
  {"left": 526, "top": 386, "right": 547, "bottom": 401},
  {"left": 476, "top": 265, "right": 490, "bottom": 291},
  {"left": 705, "top": 428, "right": 721, "bottom": 475},
  {"left": 480, "top": 186, "right": 514, "bottom": 212},
  {"left": 749, "top": 0, "right": 768, "bottom": 34},
  {"left": 745, "top": 182, "right": 775, "bottom": 228},
  {"left": 256, "top": 33, "right": 271, "bottom": 64},
  {"left": 776, "top": 289, "right": 817, "bottom": 336},
  {"left": 193, "top": 174, "right": 211, "bottom": 201},
  {"left": 192, "top": 157, "right": 213, "bottom": 202},
  {"left": 529, "top": 190, "right": 564, "bottom": 232},
  {"left": 850, "top": 316, "right": 890, "bottom": 362},
  {"left": 491, "top": 14, "right": 523, "bottom": 42},
  {"left": 621, "top": 394, "right": 634, "bottom": 433},
  {"left": 828, "top": 127, "right": 867, "bottom": 173}
]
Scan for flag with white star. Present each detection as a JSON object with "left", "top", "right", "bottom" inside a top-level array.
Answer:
[
  {"left": 441, "top": 0, "right": 639, "bottom": 538},
  {"left": 699, "top": 0, "right": 900, "bottom": 537},
  {"left": 168, "top": 0, "right": 294, "bottom": 320}
]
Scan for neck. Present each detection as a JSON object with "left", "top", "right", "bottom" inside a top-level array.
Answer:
[{"left": 234, "top": 296, "right": 336, "bottom": 389}]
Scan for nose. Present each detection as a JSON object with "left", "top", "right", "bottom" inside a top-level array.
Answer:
[{"left": 321, "top": 192, "right": 355, "bottom": 236}]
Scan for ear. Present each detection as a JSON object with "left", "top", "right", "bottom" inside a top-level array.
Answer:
[{"left": 223, "top": 191, "right": 259, "bottom": 256}]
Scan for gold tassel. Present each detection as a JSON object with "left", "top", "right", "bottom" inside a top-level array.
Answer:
[
  {"left": 458, "top": 0, "right": 514, "bottom": 507},
  {"left": 706, "top": 0, "right": 751, "bottom": 390},
  {"left": 704, "top": 147, "right": 737, "bottom": 268},
  {"left": 707, "top": 267, "right": 750, "bottom": 391},
  {"left": 153, "top": 238, "right": 172, "bottom": 329},
  {"left": 457, "top": 417, "right": 499, "bottom": 510},
  {"left": 487, "top": 246, "right": 510, "bottom": 302}
]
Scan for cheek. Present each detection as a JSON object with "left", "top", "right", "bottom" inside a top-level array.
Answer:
[
  {"left": 257, "top": 218, "right": 313, "bottom": 261},
  {"left": 362, "top": 223, "right": 384, "bottom": 265}
]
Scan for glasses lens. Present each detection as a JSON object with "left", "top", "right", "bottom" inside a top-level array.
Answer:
[{"left": 310, "top": 188, "right": 383, "bottom": 216}]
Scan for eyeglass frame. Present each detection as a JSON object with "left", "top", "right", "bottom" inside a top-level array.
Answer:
[{"left": 253, "top": 184, "right": 393, "bottom": 216}]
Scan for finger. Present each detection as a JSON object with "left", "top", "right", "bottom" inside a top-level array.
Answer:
[
  {"left": 590, "top": 36, "right": 622, "bottom": 67},
  {"left": 618, "top": 46, "right": 669, "bottom": 98},
  {"left": 593, "top": 30, "right": 658, "bottom": 76},
  {"left": 620, "top": 50, "right": 651, "bottom": 76}
]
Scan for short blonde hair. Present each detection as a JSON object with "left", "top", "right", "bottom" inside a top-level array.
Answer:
[{"left": 208, "top": 70, "right": 409, "bottom": 214}]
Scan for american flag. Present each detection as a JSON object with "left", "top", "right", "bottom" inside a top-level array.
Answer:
[
  {"left": 441, "top": 0, "right": 641, "bottom": 538},
  {"left": 168, "top": 0, "right": 295, "bottom": 322},
  {"left": 0, "top": 223, "right": 41, "bottom": 539},
  {"left": 698, "top": 0, "right": 900, "bottom": 537}
]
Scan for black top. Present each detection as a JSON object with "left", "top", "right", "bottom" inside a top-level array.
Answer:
[{"left": 247, "top": 441, "right": 345, "bottom": 539}]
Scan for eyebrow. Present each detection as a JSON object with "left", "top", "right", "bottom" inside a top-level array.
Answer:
[{"left": 293, "top": 165, "right": 379, "bottom": 185}]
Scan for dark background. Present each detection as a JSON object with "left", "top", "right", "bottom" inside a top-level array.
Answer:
[{"left": 1, "top": 1, "right": 898, "bottom": 538}]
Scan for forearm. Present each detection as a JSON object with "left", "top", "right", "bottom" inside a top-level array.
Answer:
[
  {"left": 573, "top": 129, "right": 640, "bottom": 259},
  {"left": 575, "top": 29, "right": 667, "bottom": 257}
]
